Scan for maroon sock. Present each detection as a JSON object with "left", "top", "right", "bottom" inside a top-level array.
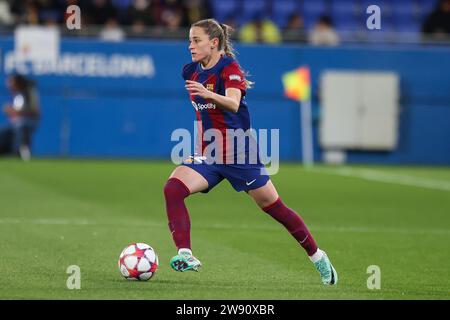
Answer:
[
  {"left": 163, "top": 178, "right": 191, "bottom": 250},
  {"left": 262, "top": 198, "right": 318, "bottom": 256}
]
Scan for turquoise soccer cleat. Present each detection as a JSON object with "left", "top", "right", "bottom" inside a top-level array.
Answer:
[
  {"left": 170, "top": 249, "right": 202, "bottom": 272},
  {"left": 313, "top": 250, "right": 338, "bottom": 285}
]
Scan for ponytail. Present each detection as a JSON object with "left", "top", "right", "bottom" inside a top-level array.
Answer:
[{"left": 219, "top": 23, "right": 236, "bottom": 59}]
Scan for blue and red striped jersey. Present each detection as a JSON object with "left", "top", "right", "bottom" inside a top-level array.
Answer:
[{"left": 182, "top": 54, "right": 261, "bottom": 166}]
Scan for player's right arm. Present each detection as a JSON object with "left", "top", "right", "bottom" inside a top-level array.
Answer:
[{"left": 185, "top": 81, "right": 241, "bottom": 113}]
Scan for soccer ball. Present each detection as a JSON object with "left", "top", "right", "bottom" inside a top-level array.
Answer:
[{"left": 118, "top": 243, "right": 158, "bottom": 281}]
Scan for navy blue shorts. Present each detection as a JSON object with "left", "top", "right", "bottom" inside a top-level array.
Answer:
[{"left": 181, "top": 156, "right": 270, "bottom": 193}]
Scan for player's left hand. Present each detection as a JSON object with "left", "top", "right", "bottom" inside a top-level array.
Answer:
[{"left": 185, "top": 80, "right": 212, "bottom": 99}]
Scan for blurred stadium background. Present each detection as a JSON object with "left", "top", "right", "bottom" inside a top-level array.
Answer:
[
  {"left": 0, "top": 0, "right": 449, "bottom": 163},
  {"left": 0, "top": 0, "right": 449, "bottom": 299}
]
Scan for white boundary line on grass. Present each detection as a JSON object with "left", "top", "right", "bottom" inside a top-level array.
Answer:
[
  {"left": 0, "top": 217, "right": 448, "bottom": 236},
  {"left": 309, "top": 167, "right": 450, "bottom": 192}
]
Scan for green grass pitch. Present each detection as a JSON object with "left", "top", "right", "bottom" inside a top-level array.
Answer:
[{"left": 0, "top": 159, "right": 449, "bottom": 299}]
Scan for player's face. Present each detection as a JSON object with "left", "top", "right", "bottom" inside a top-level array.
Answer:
[{"left": 189, "top": 26, "right": 216, "bottom": 62}]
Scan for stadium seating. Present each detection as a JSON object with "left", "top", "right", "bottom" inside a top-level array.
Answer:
[
  {"left": 272, "top": 0, "right": 300, "bottom": 28},
  {"left": 83, "top": 0, "right": 442, "bottom": 41},
  {"left": 302, "top": 0, "right": 328, "bottom": 29},
  {"left": 6, "top": 0, "right": 443, "bottom": 43},
  {"left": 242, "top": 0, "right": 269, "bottom": 17},
  {"left": 111, "top": 0, "right": 133, "bottom": 9},
  {"left": 210, "top": 0, "right": 241, "bottom": 23}
]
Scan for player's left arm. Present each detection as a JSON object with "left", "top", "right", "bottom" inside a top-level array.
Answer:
[{"left": 185, "top": 81, "right": 241, "bottom": 113}]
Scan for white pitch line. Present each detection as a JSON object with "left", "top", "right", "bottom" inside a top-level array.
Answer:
[
  {"left": 0, "top": 218, "right": 448, "bottom": 236},
  {"left": 309, "top": 167, "right": 450, "bottom": 192}
]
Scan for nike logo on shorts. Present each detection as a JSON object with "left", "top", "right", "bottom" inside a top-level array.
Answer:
[{"left": 246, "top": 179, "right": 256, "bottom": 186}]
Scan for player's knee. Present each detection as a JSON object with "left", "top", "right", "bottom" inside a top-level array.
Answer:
[
  {"left": 163, "top": 178, "right": 190, "bottom": 200},
  {"left": 259, "top": 199, "right": 276, "bottom": 209},
  {"left": 261, "top": 197, "right": 282, "bottom": 212},
  {"left": 163, "top": 179, "right": 178, "bottom": 199}
]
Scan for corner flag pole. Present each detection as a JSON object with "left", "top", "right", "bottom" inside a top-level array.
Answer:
[
  {"left": 300, "top": 98, "right": 314, "bottom": 167},
  {"left": 282, "top": 65, "right": 314, "bottom": 167}
]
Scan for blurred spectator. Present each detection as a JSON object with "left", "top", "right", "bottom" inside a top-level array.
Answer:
[
  {"left": 283, "top": 13, "right": 306, "bottom": 43},
  {"left": 159, "top": 0, "right": 188, "bottom": 28},
  {"left": 0, "top": 0, "right": 14, "bottom": 26},
  {"left": 100, "top": 17, "right": 125, "bottom": 41},
  {"left": 308, "top": 15, "right": 340, "bottom": 46},
  {"left": 0, "top": 74, "right": 40, "bottom": 160},
  {"left": 238, "top": 14, "right": 282, "bottom": 44},
  {"left": 128, "top": 19, "right": 148, "bottom": 37},
  {"left": 11, "top": 0, "right": 40, "bottom": 25},
  {"left": 183, "top": 0, "right": 211, "bottom": 26},
  {"left": 159, "top": 9, "right": 186, "bottom": 39},
  {"left": 165, "top": 9, "right": 183, "bottom": 30},
  {"left": 125, "top": 0, "right": 157, "bottom": 26},
  {"left": 85, "top": 0, "right": 118, "bottom": 25},
  {"left": 422, "top": 0, "right": 450, "bottom": 40}
]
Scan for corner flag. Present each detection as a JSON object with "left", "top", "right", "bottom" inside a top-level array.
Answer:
[{"left": 282, "top": 66, "right": 311, "bottom": 102}]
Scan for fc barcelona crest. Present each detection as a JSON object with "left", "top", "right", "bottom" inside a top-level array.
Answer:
[{"left": 206, "top": 84, "right": 214, "bottom": 92}]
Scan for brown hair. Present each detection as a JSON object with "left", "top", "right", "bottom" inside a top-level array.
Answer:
[{"left": 192, "top": 19, "right": 253, "bottom": 89}]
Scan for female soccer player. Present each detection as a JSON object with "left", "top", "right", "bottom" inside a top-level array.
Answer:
[{"left": 163, "top": 19, "right": 337, "bottom": 285}]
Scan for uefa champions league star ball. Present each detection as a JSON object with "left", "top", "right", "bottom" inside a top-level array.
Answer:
[{"left": 118, "top": 243, "right": 158, "bottom": 281}]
